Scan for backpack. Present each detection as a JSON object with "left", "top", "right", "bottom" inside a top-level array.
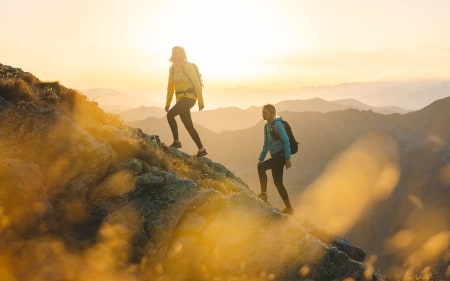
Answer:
[
  {"left": 172, "top": 62, "right": 204, "bottom": 89},
  {"left": 180, "top": 62, "right": 204, "bottom": 89},
  {"left": 270, "top": 120, "right": 299, "bottom": 155},
  {"left": 190, "top": 63, "right": 204, "bottom": 88}
]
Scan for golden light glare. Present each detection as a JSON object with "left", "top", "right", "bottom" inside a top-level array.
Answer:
[
  {"left": 296, "top": 132, "right": 400, "bottom": 235},
  {"left": 0, "top": 207, "right": 11, "bottom": 232},
  {"left": 139, "top": 0, "right": 306, "bottom": 89},
  {"left": 440, "top": 164, "right": 450, "bottom": 187},
  {"left": 405, "top": 231, "right": 450, "bottom": 268},
  {"left": 384, "top": 205, "right": 450, "bottom": 277},
  {"left": 0, "top": 256, "right": 15, "bottom": 281},
  {"left": 384, "top": 230, "right": 415, "bottom": 253},
  {"left": 91, "top": 169, "right": 136, "bottom": 199},
  {"left": 364, "top": 255, "right": 378, "bottom": 281},
  {"left": 407, "top": 194, "right": 424, "bottom": 210},
  {"left": 84, "top": 204, "right": 142, "bottom": 275},
  {"left": 298, "top": 265, "right": 310, "bottom": 277}
]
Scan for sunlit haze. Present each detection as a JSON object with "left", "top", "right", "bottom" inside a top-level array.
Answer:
[{"left": 2, "top": 0, "right": 450, "bottom": 108}]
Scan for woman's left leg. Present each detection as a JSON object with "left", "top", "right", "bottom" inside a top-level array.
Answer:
[
  {"left": 179, "top": 99, "right": 204, "bottom": 149},
  {"left": 166, "top": 100, "right": 189, "bottom": 142}
]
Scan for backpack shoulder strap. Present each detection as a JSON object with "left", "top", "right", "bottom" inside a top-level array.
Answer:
[
  {"left": 188, "top": 62, "right": 203, "bottom": 88},
  {"left": 270, "top": 120, "right": 282, "bottom": 140}
]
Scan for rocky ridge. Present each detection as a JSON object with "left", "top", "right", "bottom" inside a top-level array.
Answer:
[{"left": 0, "top": 63, "right": 376, "bottom": 281}]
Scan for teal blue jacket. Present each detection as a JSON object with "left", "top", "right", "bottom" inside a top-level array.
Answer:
[{"left": 258, "top": 117, "right": 291, "bottom": 161}]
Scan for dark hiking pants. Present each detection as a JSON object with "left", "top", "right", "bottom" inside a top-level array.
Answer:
[
  {"left": 257, "top": 153, "right": 292, "bottom": 208},
  {"left": 167, "top": 97, "right": 203, "bottom": 149}
]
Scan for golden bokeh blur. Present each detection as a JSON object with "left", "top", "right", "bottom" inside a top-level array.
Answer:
[{"left": 296, "top": 132, "right": 400, "bottom": 235}]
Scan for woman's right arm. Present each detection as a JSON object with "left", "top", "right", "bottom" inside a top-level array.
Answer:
[{"left": 166, "top": 66, "right": 174, "bottom": 109}]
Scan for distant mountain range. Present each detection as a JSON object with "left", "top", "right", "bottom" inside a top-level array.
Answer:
[
  {"left": 81, "top": 79, "right": 450, "bottom": 112},
  {"left": 109, "top": 98, "right": 410, "bottom": 133},
  {"left": 130, "top": 96, "right": 450, "bottom": 273},
  {"left": 81, "top": 88, "right": 146, "bottom": 110}
]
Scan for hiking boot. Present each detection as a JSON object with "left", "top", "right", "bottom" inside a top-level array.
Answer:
[
  {"left": 196, "top": 148, "right": 207, "bottom": 157},
  {"left": 258, "top": 193, "right": 267, "bottom": 202},
  {"left": 281, "top": 207, "right": 294, "bottom": 215},
  {"left": 169, "top": 141, "right": 182, "bottom": 148}
]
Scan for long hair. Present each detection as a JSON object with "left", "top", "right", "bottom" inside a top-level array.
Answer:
[{"left": 169, "top": 46, "right": 187, "bottom": 62}]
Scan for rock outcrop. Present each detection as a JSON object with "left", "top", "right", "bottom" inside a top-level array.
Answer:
[{"left": 0, "top": 63, "right": 376, "bottom": 281}]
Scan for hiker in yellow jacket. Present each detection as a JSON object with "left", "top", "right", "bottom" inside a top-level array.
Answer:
[{"left": 165, "top": 46, "right": 207, "bottom": 157}]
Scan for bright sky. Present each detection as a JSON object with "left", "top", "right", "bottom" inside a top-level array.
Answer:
[{"left": 2, "top": 0, "right": 450, "bottom": 106}]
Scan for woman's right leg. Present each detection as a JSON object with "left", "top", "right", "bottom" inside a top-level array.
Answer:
[
  {"left": 167, "top": 99, "right": 188, "bottom": 142},
  {"left": 178, "top": 99, "right": 204, "bottom": 149}
]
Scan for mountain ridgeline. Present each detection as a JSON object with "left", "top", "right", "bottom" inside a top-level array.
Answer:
[
  {"left": 1, "top": 63, "right": 449, "bottom": 280},
  {"left": 0, "top": 65, "right": 388, "bottom": 280}
]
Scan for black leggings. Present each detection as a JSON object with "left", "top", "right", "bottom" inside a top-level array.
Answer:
[
  {"left": 258, "top": 154, "right": 292, "bottom": 208},
  {"left": 167, "top": 97, "right": 203, "bottom": 149}
]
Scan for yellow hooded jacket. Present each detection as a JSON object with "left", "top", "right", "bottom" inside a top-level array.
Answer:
[{"left": 166, "top": 62, "right": 204, "bottom": 108}]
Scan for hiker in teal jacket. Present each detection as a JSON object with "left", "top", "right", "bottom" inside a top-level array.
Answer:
[
  {"left": 258, "top": 118, "right": 292, "bottom": 161},
  {"left": 257, "top": 104, "right": 294, "bottom": 215}
]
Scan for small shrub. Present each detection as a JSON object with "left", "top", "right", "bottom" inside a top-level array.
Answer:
[{"left": 0, "top": 79, "right": 36, "bottom": 104}]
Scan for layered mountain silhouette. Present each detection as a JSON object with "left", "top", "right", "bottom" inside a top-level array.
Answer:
[
  {"left": 112, "top": 97, "right": 409, "bottom": 133},
  {"left": 130, "top": 93, "right": 450, "bottom": 277},
  {"left": 82, "top": 79, "right": 450, "bottom": 113}
]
